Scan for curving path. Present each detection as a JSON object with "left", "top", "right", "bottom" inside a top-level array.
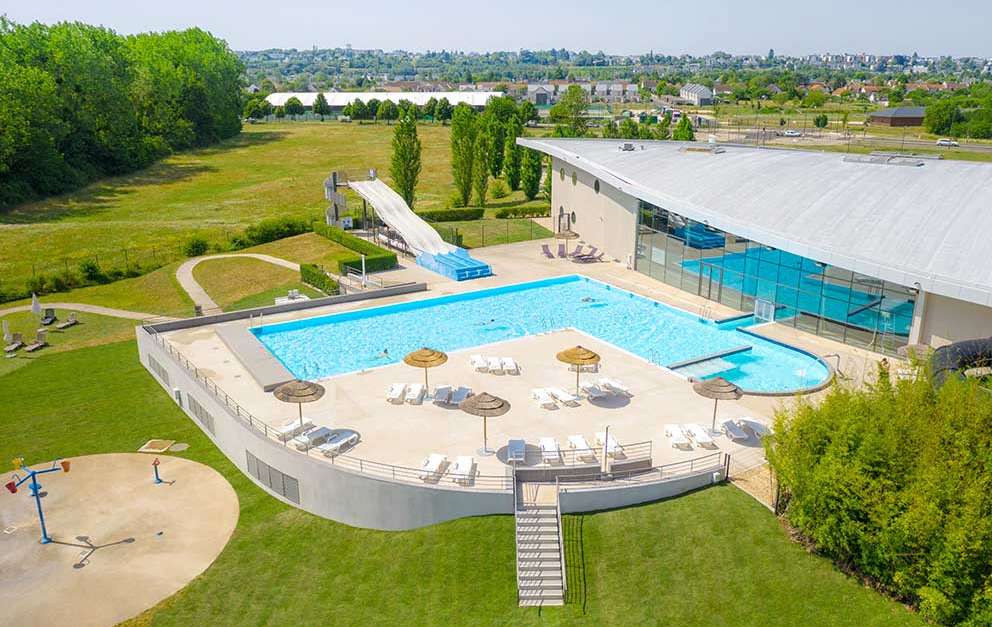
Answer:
[
  {"left": 0, "top": 302, "right": 174, "bottom": 321},
  {"left": 175, "top": 253, "right": 300, "bottom": 315}
]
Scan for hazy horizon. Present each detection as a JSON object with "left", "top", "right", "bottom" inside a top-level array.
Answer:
[{"left": 5, "top": 1, "right": 990, "bottom": 58}]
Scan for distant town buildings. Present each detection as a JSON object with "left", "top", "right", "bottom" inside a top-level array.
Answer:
[
  {"left": 869, "top": 106, "right": 927, "bottom": 127},
  {"left": 679, "top": 83, "right": 714, "bottom": 106}
]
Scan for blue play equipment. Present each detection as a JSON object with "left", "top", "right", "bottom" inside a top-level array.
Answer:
[
  {"left": 152, "top": 457, "right": 165, "bottom": 484},
  {"left": 672, "top": 223, "right": 726, "bottom": 249},
  {"left": 416, "top": 248, "right": 493, "bottom": 281},
  {"left": 5, "top": 457, "right": 71, "bottom": 544}
]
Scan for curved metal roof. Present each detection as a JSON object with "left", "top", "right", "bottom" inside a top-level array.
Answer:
[
  {"left": 265, "top": 91, "right": 498, "bottom": 108},
  {"left": 519, "top": 137, "right": 992, "bottom": 307}
]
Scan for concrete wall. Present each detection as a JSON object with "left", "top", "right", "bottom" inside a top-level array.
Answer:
[
  {"left": 560, "top": 466, "right": 724, "bottom": 514},
  {"left": 551, "top": 156, "right": 639, "bottom": 264},
  {"left": 918, "top": 292, "right": 992, "bottom": 347}
]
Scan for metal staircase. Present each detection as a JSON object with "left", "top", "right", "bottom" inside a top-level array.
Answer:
[{"left": 515, "top": 481, "right": 565, "bottom": 607}]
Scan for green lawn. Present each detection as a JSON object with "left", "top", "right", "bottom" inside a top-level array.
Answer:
[
  {"left": 192, "top": 257, "right": 324, "bottom": 312},
  {"left": 0, "top": 340, "right": 920, "bottom": 625},
  {"left": 434, "top": 217, "right": 552, "bottom": 249}
]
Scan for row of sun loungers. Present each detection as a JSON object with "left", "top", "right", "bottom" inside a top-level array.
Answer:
[
  {"left": 4, "top": 311, "right": 80, "bottom": 356},
  {"left": 431, "top": 385, "right": 472, "bottom": 406},
  {"left": 532, "top": 378, "right": 631, "bottom": 409},
  {"left": 419, "top": 454, "right": 476, "bottom": 485},
  {"left": 273, "top": 418, "right": 359, "bottom": 456},
  {"left": 540, "top": 244, "right": 605, "bottom": 263},
  {"left": 469, "top": 355, "right": 520, "bottom": 375},
  {"left": 665, "top": 419, "right": 766, "bottom": 450},
  {"left": 537, "top": 431, "right": 625, "bottom": 465},
  {"left": 387, "top": 383, "right": 473, "bottom": 406}
]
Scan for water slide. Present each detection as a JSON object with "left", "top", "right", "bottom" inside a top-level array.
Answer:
[{"left": 348, "top": 178, "right": 491, "bottom": 281}]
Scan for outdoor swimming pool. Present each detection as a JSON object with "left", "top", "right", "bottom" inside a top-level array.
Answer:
[{"left": 252, "top": 275, "right": 830, "bottom": 393}]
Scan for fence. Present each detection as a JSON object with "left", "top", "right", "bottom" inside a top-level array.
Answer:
[
  {"left": 432, "top": 218, "right": 552, "bottom": 249},
  {"left": 556, "top": 451, "right": 726, "bottom": 489}
]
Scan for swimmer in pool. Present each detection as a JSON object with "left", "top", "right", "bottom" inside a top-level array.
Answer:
[{"left": 376, "top": 348, "right": 390, "bottom": 359}]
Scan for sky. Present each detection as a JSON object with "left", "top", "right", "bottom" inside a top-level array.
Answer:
[{"left": 4, "top": 1, "right": 990, "bottom": 57}]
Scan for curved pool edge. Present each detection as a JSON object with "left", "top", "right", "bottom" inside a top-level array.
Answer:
[{"left": 734, "top": 326, "right": 835, "bottom": 397}]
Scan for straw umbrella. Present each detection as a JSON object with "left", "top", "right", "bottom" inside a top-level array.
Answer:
[
  {"left": 557, "top": 345, "right": 601, "bottom": 396},
  {"left": 403, "top": 347, "right": 448, "bottom": 392},
  {"left": 556, "top": 228, "right": 579, "bottom": 256},
  {"left": 692, "top": 377, "right": 743, "bottom": 432},
  {"left": 458, "top": 392, "right": 510, "bottom": 456},
  {"left": 272, "top": 379, "right": 326, "bottom": 431}
]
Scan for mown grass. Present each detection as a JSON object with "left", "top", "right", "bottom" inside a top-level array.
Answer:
[
  {"left": 192, "top": 257, "right": 323, "bottom": 311},
  {"left": 0, "top": 340, "right": 921, "bottom": 626}
]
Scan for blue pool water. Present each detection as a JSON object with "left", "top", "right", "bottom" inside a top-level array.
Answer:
[{"left": 252, "top": 275, "right": 830, "bottom": 393}]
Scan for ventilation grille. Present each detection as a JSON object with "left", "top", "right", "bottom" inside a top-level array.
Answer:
[{"left": 843, "top": 154, "right": 926, "bottom": 167}]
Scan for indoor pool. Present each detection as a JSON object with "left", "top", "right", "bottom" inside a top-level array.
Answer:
[{"left": 252, "top": 275, "right": 830, "bottom": 393}]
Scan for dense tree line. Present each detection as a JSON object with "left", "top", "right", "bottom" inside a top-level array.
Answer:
[
  {"left": 448, "top": 97, "right": 530, "bottom": 207},
  {"left": 767, "top": 366, "right": 992, "bottom": 625},
  {"left": 923, "top": 85, "right": 992, "bottom": 138},
  {"left": 0, "top": 19, "right": 243, "bottom": 208}
]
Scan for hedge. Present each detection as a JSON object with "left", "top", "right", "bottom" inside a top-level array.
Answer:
[
  {"left": 300, "top": 263, "right": 339, "bottom": 294},
  {"left": 417, "top": 208, "right": 485, "bottom": 222},
  {"left": 494, "top": 206, "right": 551, "bottom": 219},
  {"left": 312, "top": 222, "right": 398, "bottom": 274}
]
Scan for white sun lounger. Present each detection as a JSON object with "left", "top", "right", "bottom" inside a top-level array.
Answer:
[
  {"left": 317, "top": 431, "right": 359, "bottom": 457},
  {"left": 684, "top": 423, "right": 716, "bottom": 448},
  {"left": 386, "top": 383, "right": 406, "bottom": 404},
  {"left": 599, "top": 377, "right": 632, "bottom": 396},
  {"left": 567, "top": 435, "right": 597, "bottom": 462},
  {"left": 275, "top": 417, "right": 313, "bottom": 441},
  {"left": 738, "top": 417, "right": 772, "bottom": 438},
  {"left": 433, "top": 384, "right": 453, "bottom": 405},
  {"left": 487, "top": 357, "right": 504, "bottom": 374},
  {"left": 722, "top": 419, "right": 749, "bottom": 442},
  {"left": 548, "top": 387, "right": 580, "bottom": 407},
  {"left": 501, "top": 357, "right": 520, "bottom": 374},
  {"left": 532, "top": 388, "right": 558, "bottom": 410},
  {"left": 419, "top": 453, "right": 447, "bottom": 481},
  {"left": 580, "top": 381, "right": 609, "bottom": 399},
  {"left": 664, "top": 424, "right": 691, "bottom": 449},
  {"left": 595, "top": 431, "right": 623, "bottom": 457},
  {"left": 539, "top": 437, "right": 561, "bottom": 464},
  {"left": 470, "top": 354, "right": 488, "bottom": 371},
  {"left": 451, "top": 456, "right": 475, "bottom": 485},
  {"left": 405, "top": 383, "right": 425, "bottom": 404},
  {"left": 450, "top": 386, "right": 472, "bottom": 404},
  {"left": 293, "top": 426, "right": 332, "bottom": 450}
]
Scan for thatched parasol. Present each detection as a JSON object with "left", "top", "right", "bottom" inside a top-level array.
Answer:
[
  {"left": 273, "top": 379, "right": 326, "bottom": 430},
  {"left": 557, "top": 345, "right": 601, "bottom": 395},
  {"left": 403, "top": 347, "right": 448, "bottom": 391},
  {"left": 692, "top": 377, "right": 743, "bottom": 432},
  {"left": 555, "top": 229, "right": 579, "bottom": 255},
  {"left": 459, "top": 392, "right": 510, "bottom": 456}
]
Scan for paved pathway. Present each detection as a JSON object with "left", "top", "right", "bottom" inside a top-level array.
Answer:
[
  {"left": 175, "top": 253, "right": 300, "bottom": 315},
  {"left": 0, "top": 302, "right": 174, "bottom": 321}
]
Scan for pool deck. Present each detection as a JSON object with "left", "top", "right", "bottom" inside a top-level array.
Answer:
[{"left": 162, "top": 238, "right": 889, "bottom": 477}]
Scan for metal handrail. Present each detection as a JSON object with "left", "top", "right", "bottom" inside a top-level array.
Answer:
[
  {"left": 557, "top": 451, "right": 725, "bottom": 488},
  {"left": 512, "top": 469, "right": 520, "bottom": 606},
  {"left": 517, "top": 440, "right": 653, "bottom": 467},
  {"left": 555, "top": 477, "right": 567, "bottom": 598}
]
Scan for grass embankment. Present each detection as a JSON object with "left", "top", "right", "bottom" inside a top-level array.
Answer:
[
  {"left": 192, "top": 257, "right": 323, "bottom": 312},
  {"left": 0, "top": 340, "right": 920, "bottom": 625}
]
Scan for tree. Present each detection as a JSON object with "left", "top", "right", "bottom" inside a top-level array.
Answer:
[
  {"left": 423, "top": 97, "right": 438, "bottom": 120},
  {"left": 396, "top": 99, "right": 418, "bottom": 120},
  {"left": 925, "top": 101, "right": 964, "bottom": 135},
  {"left": 366, "top": 98, "right": 381, "bottom": 119},
  {"left": 549, "top": 84, "right": 589, "bottom": 137},
  {"left": 274, "top": 105, "right": 286, "bottom": 118},
  {"left": 542, "top": 156, "right": 552, "bottom": 199},
  {"left": 450, "top": 103, "right": 476, "bottom": 206},
  {"left": 655, "top": 112, "right": 672, "bottom": 140},
  {"left": 813, "top": 113, "right": 829, "bottom": 128},
  {"left": 312, "top": 93, "right": 331, "bottom": 118},
  {"left": 376, "top": 99, "right": 398, "bottom": 122},
  {"left": 435, "top": 97, "right": 453, "bottom": 122},
  {"left": 503, "top": 115, "right": 523, "bottom": 190},
  {"left": 601, "top": 120, "right": 620, "bottom": 138},
  {"left": 284, "top": 96, "right": 305, "bottom": 116},
  {"left": 390, "top": 110, "right": 422, "bottom": 209},
  {"left": 672, "top": 115, "right": 695, "bottom": 141},
  {"left": 801, "top": 89, "right": 827, "bottom": 108},
  {"left": 618, "top": 117, "right": 640, "bottom": 139},
  {"left": 520, "top": 148, "right": 541, "bottom": 200},
  {"left": 518, "top": 100, "right": 538, "bottom": 124},
  {"left": 472, "top": 113, "right": 495, "bottom": 206},
  {"left": 348, "top": 98, "right": 368, "bottom": 120}
]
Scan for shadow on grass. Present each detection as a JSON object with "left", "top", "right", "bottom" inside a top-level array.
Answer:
[
  {"left": 188, "top": 130, "right": 288, "bottom": 156},
  {"left": 563, "top": 514, "right": 588, "bottom": 612}
]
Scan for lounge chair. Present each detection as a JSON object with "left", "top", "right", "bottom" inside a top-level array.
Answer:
[
  {"left": 578, "top": 246, "right": 598, "bottom": 259},
  {"left": 486, "top": 357, "right": 504, "bottom": 375},
  {"left": 557, "top": 243, "right": 566, "bottom": 258},
  {"left": 275, "top": 417, "right": 314, "bottom": 442},
  {"left": 470, "top": 354, "right": 488, "bottom": 372},
  {"left": 664, "top": 424, "right": 691, "bottom": 449},
  {"left": 419, "top": 453, "right": 447, "bottom": 482},
  {"left": 547, "top": 386, "right": 580, "bottom": 407},
  {"left": 541, "top": 243, "right": 554, "bottom": 259},
  {"left": 531, "top": 388, "right": 558, "bottom": 410},
  {"left": 293, "top": 426, "right": 333, "bottom": 451},
  {"left": 722, "top": 419, "right": 749, "bottom": 442},
  {"left": 580, "top": 381, "right": 608, "bottom": 400},
  {"left": 568, "top": 244, "right": 585, "bottom": 258},
  {"left": 501, "top": 357, "right": 520, "bottom": 375},
  {"left": 570, "top": 362, "right": 600, "bottom": 373},
  {"left": 432, "top": 384, "right": 453, "bottom": 405},
  {"left": 507, "top": 439, "right": 526, "bottom": 464},
  {"left": 40, "top": 308, "right": 57, "bottom": 326},
  {"left": 567, "top": 435, "right": 598, "bottom": 463},
  {"left": 684, "top": 423, "right": 716, "bottom": 448},
  {"left": 450, "top": 386, "right": 472, "bottom": 404},
  {"left": 55, "top": 312, "right": 79, "bottom": 330},
  {"left": 539, "top": 437, "right": 561, "bottom": 464},
  {"left": 317, "top": 431, "right": 359, "bottom": 457},
  {"left": 405, "top": 383, "right": 425, "bottom": 404},
  {"left": 24, "top": 330, "right": 48, "bottom": 353},
  {"left": 386, "top": 383, "right": 407, "bottom": 404},
  {"left": 451, "top": 456, "right": 476, "bottom": 485},
  {"left": 738, "top": 417, "right": 772, "bottom": 438},
  {"left": 599, "top": 377, "right": 632, "bottom": 397},
  {"left": 595, "top": 431, "right": 623, "bottom": 458},
  {"left": 4, "top": 332, "right": 23, "bottom": 354},
  {"left": 574, "top": 252, "right": 605, "bottom": 264}
]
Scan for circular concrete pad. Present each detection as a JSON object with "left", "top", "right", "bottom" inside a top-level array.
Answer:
[{"left": 0, "top": 453, "right": 238, "bottom": 627}]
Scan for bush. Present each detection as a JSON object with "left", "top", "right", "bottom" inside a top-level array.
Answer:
[
  {"left": 182, "top": 236, "right": 209, "bottom": 257},
  {"left": 239, "top": 216, "right": 312, "bottom": 248},
  {"left": 490, "top": 179, "right": 509, "bottom": 199},
  {"left": 311, "top": 222, "right": 398, "bottom": 274},
  {"left": 300, "top": 264, "right": 338, "bottom": 294},
  {"left": 494, "top": 205, "right": 551, "bottom": 219},
  {"left": 78, "top": 259, "right": 106, "bottom": 283},
  {"left": 447, "top": 190, "right": 466, "bottom": 208},
  {"left": 417, "top": 208, "right": 485, "bottom": 222}
]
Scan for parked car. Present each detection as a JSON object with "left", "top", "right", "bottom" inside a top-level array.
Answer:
[
  {"left": 782, "top": 129, "right": 802, "bottom": 138},
  {"left": 936, "top": 138, "right": 959, "bottom": 147}
]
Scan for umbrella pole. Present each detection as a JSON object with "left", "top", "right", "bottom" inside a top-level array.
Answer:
[
  {"left": 424, "top": 368, "right": 429, "bottom": 393},
  {"left": 298, "top": 403, "right": 304, "bottom": 431},
  {"left": 711, "top": 399, "right": 718, "bottom": 432},
  {"left": 576, "top": 368, "right": 580, "bottom": 396}
]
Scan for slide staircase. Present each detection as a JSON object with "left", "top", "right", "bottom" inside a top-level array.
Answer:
[{"left": 348, "top": 179, "right": 491, "bottom": 281}]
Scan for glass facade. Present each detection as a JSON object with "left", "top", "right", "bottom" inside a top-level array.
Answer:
[{"left": 634, "top": 201, "right": 917, "bottom": 355}]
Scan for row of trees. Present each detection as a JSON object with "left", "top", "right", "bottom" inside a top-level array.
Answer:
[
  {"left": 923, "top": 86, "right": 992, "bottom": 138},
  {"left": 0, "top": 19, "right": 243, "bottom": 208}
]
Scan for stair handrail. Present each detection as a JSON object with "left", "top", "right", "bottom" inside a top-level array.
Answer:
[
  {"left": 513, "top": 468, "right": 520, "bottom": 607},
  {"left": 555, "top": 477, "right": 567, "bottom": 598}
]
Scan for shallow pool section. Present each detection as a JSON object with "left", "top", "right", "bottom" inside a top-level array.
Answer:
[{"left": 252, "top": 275, "right": 830, "bottom": 393}]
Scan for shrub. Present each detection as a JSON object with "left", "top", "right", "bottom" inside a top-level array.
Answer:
[
  {"left": 240, "top": 216, "right": 312, "bottom": 247},
  {"left": 490, "top": 179, "right": 509, "bottom": 199},
  {"left": 182, "top": 236, "right": 209, "bottom": 257},
  {"left": 447, "top": 189, "right": 466, "bottom": 208},
  {"left": 311, "top": 222, "right": 398, "bottom": 274},
  {"left": 417, "top": 208, "right": 485, "bottom": 222},
  {"left": 300, "top": 263, "right": 338, "bottom": 294},
  {"left": 78, "top": 259, "right": 106, "bottom": 283},
  {"left": 494, "top": 205, "right": 551, "bottom": 219}
]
